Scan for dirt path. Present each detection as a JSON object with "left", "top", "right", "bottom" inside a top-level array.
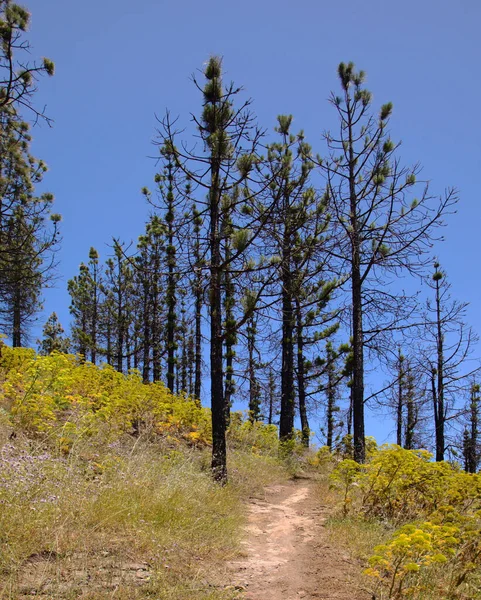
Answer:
[{"left": 227, "top": 479, "right": 369, "bottom": 600}]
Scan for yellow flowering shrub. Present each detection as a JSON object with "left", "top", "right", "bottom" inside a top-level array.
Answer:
[
  {"left": 227, "top": 412, "right": 279, "bottom": 456},
  {"left": 330, "top": 445, "right": 481, "bottom": 599},
  {"left": 366, "top": 522, "right": 460, "bottom": 598},
  {"left": 331, "top": 445, "right": 481, "bottom": 523},
  {"left": 0, "top": 348, "right": 211, "bottom": 446}
]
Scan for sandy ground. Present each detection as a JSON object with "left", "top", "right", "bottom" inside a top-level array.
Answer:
[{"left": 227, "top": 479, "right": 370, "bottom": 600}]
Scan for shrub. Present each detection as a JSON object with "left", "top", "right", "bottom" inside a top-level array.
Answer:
[{"left": 330, "top": 445, "right": 481, "bottom": 599}]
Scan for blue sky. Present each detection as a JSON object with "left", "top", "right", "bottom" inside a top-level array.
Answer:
[{"left": 25, "top": 0, "right": 481, "bottom": 442}]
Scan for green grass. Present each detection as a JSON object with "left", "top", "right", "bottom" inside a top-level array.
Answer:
[{"left": 0, "top": 425, "right": 288, "bottom": 599}]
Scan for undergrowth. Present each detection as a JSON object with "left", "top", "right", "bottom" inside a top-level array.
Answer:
[
  {"left": 324, "top": 442, "right": 481, "bottom": 600},
  {"left": 0, "top": 345, "right": 289, "bottom": 599}
]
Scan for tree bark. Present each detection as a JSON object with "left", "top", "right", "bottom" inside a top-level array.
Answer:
[
  {"left": 435, "top": 276, "right": 445, "bottom": 461},
  {"left": 295, "top": 299, "right": 309, "bottom": 446},
  {"left": 348, "top": 97, "right": 365, "bottom": 463}
]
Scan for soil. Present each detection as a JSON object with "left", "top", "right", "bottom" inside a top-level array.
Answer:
[{"left": 227, "top": 478, "right": 370, "bottom": 600}]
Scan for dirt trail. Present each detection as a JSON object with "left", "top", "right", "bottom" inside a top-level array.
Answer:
[{"left": 227, "top": 479, "right": 369, "bottom": 600}]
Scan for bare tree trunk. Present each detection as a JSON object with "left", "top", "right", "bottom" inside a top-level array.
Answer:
[
  {"left": 435, "top": 274, "right": 445, "bottom": 461},
  {"left": 348, "top": 100, "right": 365, "bottom": 463},
  {"left": 404, "top": 366, "right": 416, "bottom": 450},
  {"left": 295, "top": 300, "right": 309, "bottom": 446},
  {"left": 210, "top": 154, "right": 227, "bottom": 483},
  {"left": 280, "top": 228, "right": 295, "bottom": 441},
  {"left": 396, "top": 351, "right": 404, "bottom": 447},
  {"left": 326, "top": 345, "right": 336, "bottom": 448},
  {"left": 12, "top": 288, "right": 21, "bottom": 347}
]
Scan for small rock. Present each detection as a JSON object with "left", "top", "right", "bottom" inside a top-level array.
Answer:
[
  {"left": 126, "top": 562, "right": 148, "bottom": 571},
  {"left": 136, "top": 569, "right": 150, "bottom": 580}
]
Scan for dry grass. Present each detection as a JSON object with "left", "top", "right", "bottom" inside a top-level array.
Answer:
[
  {"left": 314, "top": 467, "right": 389, "bottom": 563},
  {"left": 310, "top": 462, "right": 393, "bottom": 598},
  {"left": 0, "top": 422, "right": 288, "bottom": 599},
  {"left": 325, "top": 515, "right": 392, "bottom": 563}
]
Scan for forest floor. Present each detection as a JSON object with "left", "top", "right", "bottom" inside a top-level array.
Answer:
[{"left": 224, "top": 477, "right": 370, "bottom": 600}]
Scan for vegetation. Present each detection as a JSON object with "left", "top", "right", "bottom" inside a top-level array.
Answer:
[
  {"left": 0, "top": 344, "right": 288, "bottom": 599},
  {"left": 0, "top": 0, "right": 59, "bottom": 346},
  {"left": 0, "top": 1, "right": 479, "bottom": 597},
  {"left": 328, "top": 444, "right": 481, "bottom": 599}
]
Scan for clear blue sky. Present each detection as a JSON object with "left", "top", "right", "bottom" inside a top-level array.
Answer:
[{"left": 26, "top": 0, "right": 481, "bottom": 442}]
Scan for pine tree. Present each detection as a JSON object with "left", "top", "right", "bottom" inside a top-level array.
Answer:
[
  {"left": 320, "top": 62, "right": 457, "bottom": 462},
  {"left": 223, "top": 190, "right": 237, "bottom": 423},
  {"left": 135, "top": 215, "right": 165, "bottom": 382},
  {"left": 68, "top": 264, "right": 90, "bottom": 358},
  {"left": 163, "top": 152, "right": 178, "bottom": 393},
  {"left": 88, "top": 248, "right": 100, "bottom": 364},
  {"left": 68, "top": 248, "right": 103, "bottom": 362},
  {"left": 265, "top": 368, "right": 278, "bottom": 425},
  {"left": 464, "top": 383, "right": 480, "bottom": 473},
  {"left": 0, "top": 0, "right": 54, "bottom": 120},
  {"left": 396, "top": 348, "right": 405, "bottom": 447},
  {"left": 160, "top": 57, "right": 265, "bottom": 482},
  {"left": 1, "top": 208, "right": 42, "bottom": 345},
  {"left": 262, "top": 116, "right": 315, "bottom": 442},
  {"left": 176, "top": 289, "right": 189, "bottom": 394},
  {"left": 38, "top": 312, "right": 70, "bottom": 354},
  {"left": 404, "top": 362, "right": 418, "bottom": 450},
  {"left": 423, "top": 263, "right": 479, "bottom": 461},
  {"left": 245, "top": 310, "right": 261, "bottom": 422},
  {"left": 0, "top": 0, "right": 58, "bottom": 343},
  {"left": 103, "top": 246, "right": 134, "bottom": 374},
  {"left": 262, "top": 115, "right": 337, "bottom": 445},
  {"left": 323, "top": 341, "right": 351, "bottom": 449},
  {"left": 190, "top": 198, "right": 204, "bottom": 400}
]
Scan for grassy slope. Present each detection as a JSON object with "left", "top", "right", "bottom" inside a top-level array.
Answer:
[{"left": 0, "top": 347, "right": 289, "bottom": 599}]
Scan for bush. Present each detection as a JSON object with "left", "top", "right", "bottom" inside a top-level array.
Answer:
[
  {"left": 330, "top": 445, "right": 481, "bottom": 599},
  {"left": 0, "top": 348, "right": 211, "bottom": 448}
]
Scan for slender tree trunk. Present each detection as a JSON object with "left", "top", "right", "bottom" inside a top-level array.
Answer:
[
  {"left": 125, "top": 328, "right": 131, "bottom": 372},
  {"left": 326, "top": 345, "right": 336, "bottom": 448},
  {"left": 435, "top": 276, "right": 445, "bottom": 461},
  {"left": 467, "top": 385, "right": 479, "bottom": 473},
  {"left": 12, "top": 287, "right": 21, "bottom": 347},
  {"left": 268, "top": 369, "right": 275, "bottom": 425},
  {"left": 247, "top": 314, "right": 261, "bottom": 423},
  {"left": 279, "top": 226, "right": 295, "bottom": 441},
  {"left": 142, "top": 290, "right": 151, "bottom": 383},
  {"left": 223, "top": 249, "right": 234, "bottom": 424},
  {"left": 180, "top": 315, "right": 188, "bottom": 393},
  {"left": 151, "top": 285, "right": 160, "bottom": 382},
  {"left": 194, "top": 282, "right": 202, "bottom": 399},
  {"left": 106, "top": 316, "right": 112, "bottom": 366},
  {"left": 404, "top": 366, "right": 416, "bottom": 450},
  {"left": 348, "top": 100, "right": 365, "bottom": 463},
  {"left": 347, "top": 386, "right": 353, "bottom": 436},
  {"left": 295, "top": 300, "right": 309, "bottom": 446},
  {"left": 91, "top": 263, "right": 98, "bottom": 365},
  {"left": 396, "top": 352, "right": 404, "bottom": 447},
  {"left": 210, "top": 155, "right": 227, "bottom": 483},
  {"left": 166, "top": 266, "right": 176, "bottom": 393},
  {"left": 187, "top": 330, "right": 194, "bottom": 395},
  {"left": 193, "top": 205, "right": 203, "bottom": 401},
  {"left": 116, "top": 259, "right": 123, "bottom": 374},
  {"left": 80, "top": 311, "right": 87, "bottom": 360}
]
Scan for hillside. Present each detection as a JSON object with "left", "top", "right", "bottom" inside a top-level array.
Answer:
[
  {"left": 0, "top": 345, "right": 288, "bottom": 598},
  {"left": 1, "top": 346, "right": 480, "bottom": 600}
]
